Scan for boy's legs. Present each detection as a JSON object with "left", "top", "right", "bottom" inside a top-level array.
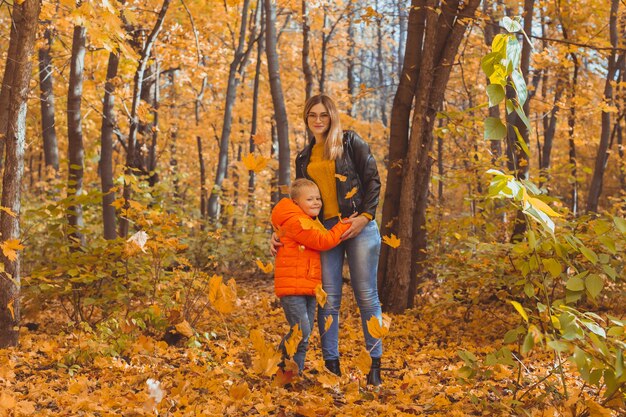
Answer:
[{"left": 280, "top": 295, "right": 315, "bottom": 371}]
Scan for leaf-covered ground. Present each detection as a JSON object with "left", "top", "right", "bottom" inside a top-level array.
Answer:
[{"left": 0, "top": 273, "right": 622, "bottom": 416}]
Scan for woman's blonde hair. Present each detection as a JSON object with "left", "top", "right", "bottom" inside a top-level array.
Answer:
[{"left": 303, "top": 94, "right": 344, "bottom": 160}]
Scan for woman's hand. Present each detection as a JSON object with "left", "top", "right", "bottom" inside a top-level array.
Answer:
[
  {"left": 340, "top": 214, "right": 369, "bottom": 240},
  {"left": 269, "top": 232, "right": 282, "bottom": 256}
]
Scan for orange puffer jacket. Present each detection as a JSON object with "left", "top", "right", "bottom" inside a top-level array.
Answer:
[{"left": 271, "top": 198, "right": 350, "bottom": 297}]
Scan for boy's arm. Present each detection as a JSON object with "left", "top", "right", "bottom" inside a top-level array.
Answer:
[{"left": 286, "top": 218, "right": 351, "bottom": 251}]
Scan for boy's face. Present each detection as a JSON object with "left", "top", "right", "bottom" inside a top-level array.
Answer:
[{"left": 293, "top": 186, "right": 322, "bottom": 217}]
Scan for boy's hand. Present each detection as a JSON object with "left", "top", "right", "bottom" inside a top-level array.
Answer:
[
  {"left": 340, "top": 214, "right": 368, "bottom": 240},
  {"left": 270, "top": 232, "right": 282, "bottom": 256}
]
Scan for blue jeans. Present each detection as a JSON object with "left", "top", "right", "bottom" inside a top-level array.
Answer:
[
  {"left": 280, "top": 295, "right": 316, "bottom": 371},
  {"left": 318, "top": 218, "right": 383, "bottom": 360}
]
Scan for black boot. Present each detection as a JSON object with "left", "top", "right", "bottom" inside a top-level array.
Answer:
[
  {"left": 324, "top": 359, "right": 342, "bottom": 376},
  {"left": 367, "top": 357, "right": 382, "bottom": 386}
]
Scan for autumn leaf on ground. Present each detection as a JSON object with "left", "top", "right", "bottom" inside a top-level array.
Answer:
[
  {"left": 356, "top": 348, "right": 372, "bottom": 374},
  {"left": 1, "top": 239, "right": 24, "bottom": 262},
  {"left": 256, "top": 259, "right": 273, "bottom": 273},
  {"left": 242, "top": 153, "right": 268, "bottom": 173},
  {"left": 229, "top": 381, "right": 250, "bottom": 401},
  {"left": 174, "top": 320, "right": 194, "bottom": 338},
  {"left": 317, "top": 372, "right": 340, "bottom": 388},
  {"left": 382, "top": 234, "right": 401, "bottom": 248},
  {"left": 366, "top": 314, "right": 391, "bottom": 339},
  {"left": 345, "top": 187, "right": 358, "bottom": 199},
  {"left": 208, "top": 275, "right": 236, "bottom": 314},
  {"left": 335, "top": 174, "right": 347, "bottom": 182},
  {"left": 0, "top": 206, "right": 16, "bottom": 217},
  {"left": 284, "top": 324, "right": 302, "bottom": 357},
  {"left": 315, "top": 284, "right": 327, "bottom": 308},
  {"left": 586, "top": 400, "right": 612, "bottom": 417}
]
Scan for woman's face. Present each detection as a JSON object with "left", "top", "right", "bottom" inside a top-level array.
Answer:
[{"left": 306, "top": 103, "right": 331, "bottom": 138}]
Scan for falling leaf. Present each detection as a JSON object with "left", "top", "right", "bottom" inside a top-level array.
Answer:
[
  {"left": 250, "top": 329, "right": 282, "bottom": 377},
  {"left": 366, "top": 314, "right": 391, "bottom": 339},
  {"left": 174, "top": 320, "right": 195, "bottom": 338},
  {"left": 208, "top": 275, "right": 236, "bottom": 314},
  {"left": 255, "top": 259, "right": 274, "bottom": 273},
  {"left": 7, "top": 299, "right": 14, "bottom": 321},
  {"left": 356, "top": 348, "right": 372, "bottom": 374},
  {"left": 1, "top": 239, "right": 24, "bottom": 262},
  {"left": 229, "top": 381, "right": 250, "bottom": 401},
  {"left": 323, "top": 316, "right": 334, "bottom": 333},
  {"left": 298, "top": 217, "right": 326, "bottom": 232},
  {"left": 252, "top": 133, "right": 268, "bottom": 145},
  {"left": 0, "top": 206, "right": 16, "bottom": 217},
  {"left": 284, "top": 324, "right": 302, "bottom": 357},
  {"left": 345, "top": 187, "right": 358, "bottom": 199},
  {"left": 334, "top": 174, "right": 347, "bottom": 182},
  {"left": 127, "top": 231, "right": 149, "bottom": 253},
  {"left": 382, "top": 234, "right": 401, "bottom": 248},
  {"left": 315, "top": 284, "right": 327, "bottom": 308},
  {"left": 242, "top": 153, "right": 269, "bottom": 173}
]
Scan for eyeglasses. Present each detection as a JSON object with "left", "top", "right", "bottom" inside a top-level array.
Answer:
[{"left": 307, "top": 113, "right": 330, "bottom": 122}]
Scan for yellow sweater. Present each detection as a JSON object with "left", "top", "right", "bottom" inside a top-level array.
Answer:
[{"left": 307, "top": 142, "right": 340, "bottom": 219}]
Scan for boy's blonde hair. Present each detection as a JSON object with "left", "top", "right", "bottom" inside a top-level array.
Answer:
[{"left": 290, "top": 178, "right": 319, "bottom": 200}]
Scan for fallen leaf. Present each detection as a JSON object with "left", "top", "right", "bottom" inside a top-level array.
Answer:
[
  {"left": 255, "top": 259, "right": 274, "bottom": 273},
  {"left": 355, "top": 348, "right": 372, "bottom": 374},
  {"left": 323, "top": 316, "right": 333, "bottom": 333},
  {"left": 366, "top": 314, "right": 391, "bottom": 339},
  {"left": 284, "top": 324, "right": 302, "bottom": 357},
  {"left": 229, "top": 381, "right": 250, "bottom": 401},
  {"left": 174, "top": 320, "right": 194, "bottom": 338}
]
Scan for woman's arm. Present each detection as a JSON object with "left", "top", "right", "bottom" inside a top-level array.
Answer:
[{"left": 349, "top": 133, "right": 381, "bottom": 219}]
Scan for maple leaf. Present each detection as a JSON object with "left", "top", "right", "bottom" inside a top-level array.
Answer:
[
  {"left": 174, "top": 320, "right": 195, "bottom": 338},
  {"left": 315, "top": 284, "right": 327, "bottom": 308},
  {"left": 1, "top": 239, "right": 24, "bottom": 262},
  {"left": 323, "top": 316, "right": 333, "bottom": 333},
  {"left": 284, "top": 324, "right": 302, "bottom": 357},
  {"left": 252, "top": 133, "right": 269, "bottom": 145},
  {"left": 208, "top": 275, "right": 236, "bottom": 314},
  {"left": 229, "top": 381, "right": 250, "bottom": 401},
  {"left": 298, "top": 217, "right": 326, "bottom": 232},
  {"left": 355, "top": 348, "right": 372, "bottom": 374},
  {"left": 382, "top": 234, "right": 401, "bottom": 248},
  {"left": 242, "top": 153, "right": 269, "bottom": 173},
  {"left": 334, "top": 174, "right": 347, "bottom": 182},
  {"left": 250, "top": 329, "right": 282, "bottom": 377},
  {"left": 366, "top": 314, "right": 391, "bottom": 339},
  {"left": 345, "top": 187, "right": 358, "bottom": 199},
  {"left": 0, "top": 206, "right": 16, "bottom": 217},
  {"left": 256, "top": 259, "right": 274, "bottom": 274}
]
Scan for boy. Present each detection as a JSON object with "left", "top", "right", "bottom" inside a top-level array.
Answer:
[{"left": 271, "top": 178, "right": 350, "bottom": 372}]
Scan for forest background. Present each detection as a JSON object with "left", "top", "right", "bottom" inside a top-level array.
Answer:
[{"left": 1, "top": 0, "right": 626, "bottom": 415}]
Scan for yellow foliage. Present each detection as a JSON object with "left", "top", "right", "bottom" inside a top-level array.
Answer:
[
  {"left": 284, "top": 323, "right": 302, "bottom": 357},
  {"left": 256, "top": 259, "right": 274, "bottom": 273},
  {"left": 314, "top": 284, "right": 327, "bottom": 307},
  {"left": 366, "top": 314, "right": 391, "bottom": 339},
  {"left": 229, "top": 381, "right": 250, "bottom": 401},
  {"left": 355, "top": 348, "right": 372, "bottom": 374},
  {"left": 0, "top": 206, "right": 16, "bottom": 217},
  {"left": 1, "top": 239, "right": 24, "bottom": 262},
  {"left": 242, "top": 153, "right": 269, "bottom": 173},
  {"left": 249, "top": 329, "right": 282, "bottom": 377},
  {"left": 208, "top": 275, "right": 237, "bottom": 314}
]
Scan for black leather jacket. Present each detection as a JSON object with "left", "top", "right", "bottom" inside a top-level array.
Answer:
[{"left": 295, "top": 130, "right": 381, "bottom": 221}]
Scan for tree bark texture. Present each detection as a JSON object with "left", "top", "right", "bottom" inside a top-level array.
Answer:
[
  {"left": 0, "top": 0, "right": 41, "bottom": 348},
  {"left": 67, "top": 25, "right": 87, "bottom": 246},
  {"left": 301, "top": 0, "right": 314, "bottom": 101},
  {"left": 587, "top": 0, "right": 621, "bottom": 213},
  {"left": 207, "top": 0, "right": 255, "bottom": 221},
  {"left": 120, "top": 0, "right": 171, "bottom": 237},
  {"left": 265, "top": 0, "right": 290, "bottom": 200},
  {"left": 100, "top": 51, "right": 120, "bottom": 240},
  {"left": 0, "top": 16, "right": 20, "bottom": 172},
  {"left": 38, "top": 28, "right": 59, "bottom": 173},
  {"left": 249, "top": 22, "right": 265, "bottom": 211},
  {"left": 379, "top": 0, "right": 481, "bottom": 313}
]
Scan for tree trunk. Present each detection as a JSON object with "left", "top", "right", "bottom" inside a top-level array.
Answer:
[
  {"left": 0, "top": 0, "right": 40, "bottom": 348},
  {"left": 397, "top": 0, "right": 407, "bottom": 80},
  {"left": 196, "top": 77, "right": 208, "bottom": 220},
  {"left": 0, "top": 16, "right": 20, "bottom": 174},
  {"left": 270, "top": 118, "right": 279, "bottom": 205},
  {"left": 301, "top": 0, "right": 314, "bottom": 101},
  {"left": 375, "top": 0, "right": 387, "bottom": 127},
  {"left": 347, "top": 0, "right": 356, "bottom": 117},
  {"left": 148, "top": 60, "right": 160, "bottom": 187},
  {"left": 207, "top": 0, "right": 254, "bottom": 221},
  {"left": 119, "top": 0, "right": 171, "bottom": 237},
  {"left": 587, "top": 0, "right": 621, "bottom": 213},
  {"left": 265, "top": 0, "right": 290, "bottom": 199},
  {"left": 67, "top": 25, "right": 87, "bottom": 246},
  {"left": 378, "top": 0, "right": 424, "bottom": 291},
  {"left": 380, "top": 0, "right": 481, "bottom": 313},
  {"left": 540, "top": 75, "right": 564, "bottom": 185},
  {"left": 100, "top": 51, "right": 119, "bottom": 240},
  {"left": 38, "top": 28, "right": 59, "bottom": 174},
  {"left": 249, "top": 20, "right": 265, "bottom": 212}
]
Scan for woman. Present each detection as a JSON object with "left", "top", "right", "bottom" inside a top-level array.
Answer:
[{"left": 272, "top": 94, "right": 384, "bottom": 385}]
